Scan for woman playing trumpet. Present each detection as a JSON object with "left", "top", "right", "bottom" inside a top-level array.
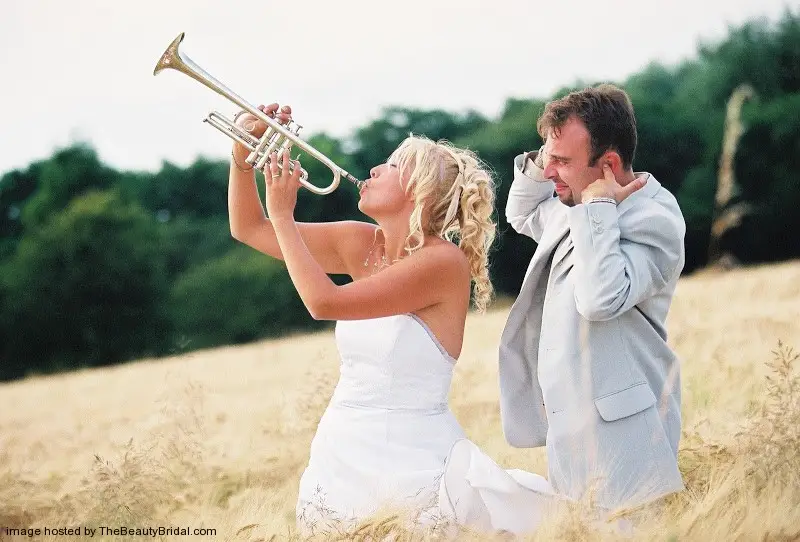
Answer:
[{"left": 229, "top": 103, "right": 554, "bottom": 536}]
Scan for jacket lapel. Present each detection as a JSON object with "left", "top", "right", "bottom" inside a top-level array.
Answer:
[
  {"left": 521, "top": 209, "right": 570, "bottom": 286},
  {"left": 551, "top": 230, "right": 573, "bottom": 273}
]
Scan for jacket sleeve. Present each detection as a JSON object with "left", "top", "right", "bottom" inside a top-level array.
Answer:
[
  {"left": 567, "top": 199, "right": 685, "bottom": 321},
  {"left": 505, "top": 153, "right": 560, "bottom": 243}
]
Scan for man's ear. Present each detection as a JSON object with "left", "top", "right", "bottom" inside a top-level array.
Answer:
[{"left": 603, "top": 151, "right": 624, "bottom": 177}]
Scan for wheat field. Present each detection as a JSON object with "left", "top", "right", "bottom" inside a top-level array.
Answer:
[{"left": 1, "top": 261, "right": 799, "bottom": 541}]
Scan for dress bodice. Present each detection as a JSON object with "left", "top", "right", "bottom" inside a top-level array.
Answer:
[{"left": 330, "top": 314, "right": 456, "bottom": 412}]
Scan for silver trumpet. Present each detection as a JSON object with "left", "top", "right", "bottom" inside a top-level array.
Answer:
[{"left": 153, "top": 32, "right": 363, "bottom": 195}]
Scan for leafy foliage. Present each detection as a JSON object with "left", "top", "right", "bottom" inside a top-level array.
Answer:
[{"left": 0, "top": 190, "right": 169, "bottom": 380}]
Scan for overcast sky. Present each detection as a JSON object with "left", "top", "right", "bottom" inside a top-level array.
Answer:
[{"left": 1, "top": 0, "right": 794, "bottom": 175}]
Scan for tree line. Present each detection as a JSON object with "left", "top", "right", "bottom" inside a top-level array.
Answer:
[{"left": 1, "top": 11, "right": 798, "bottom": 381}]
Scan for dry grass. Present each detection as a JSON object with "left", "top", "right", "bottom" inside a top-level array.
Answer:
[{"left": 1, "top": 260, "right": 800, "bottom": 541}]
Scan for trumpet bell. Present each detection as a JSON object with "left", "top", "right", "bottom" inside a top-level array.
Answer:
[{"left": 152, "top": 33, "right": 185, "bottom": 76}]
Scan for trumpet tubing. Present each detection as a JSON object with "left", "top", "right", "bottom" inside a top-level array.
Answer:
[{"left": 153, "top": 32, "right": 363, "bottom": 195}]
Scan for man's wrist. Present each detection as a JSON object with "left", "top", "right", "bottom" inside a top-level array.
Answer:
[
  {"left": 583, "top": 195, "right": 617, "bottom": 205},
  {"left": 533, "top": 145, "right": 545, "bottom": 169},
  {"left": 522, "top": 147, "right": 546, "bottom": 179},
  {"left": 524, "top": 145, "right": 545, "bottom": 169}
]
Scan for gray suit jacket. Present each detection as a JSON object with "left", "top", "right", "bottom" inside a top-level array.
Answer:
[{"left": 499, "top": 154, "right": 685, "bottom": 510}]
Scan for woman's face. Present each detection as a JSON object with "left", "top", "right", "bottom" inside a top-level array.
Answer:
[{"left": 357, "top": 159, "right": 412, "bottom": 218}]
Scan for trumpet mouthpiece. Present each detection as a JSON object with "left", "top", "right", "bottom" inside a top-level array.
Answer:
[{"left": 345, "top": 173, "right": 364, "bottom": 188}]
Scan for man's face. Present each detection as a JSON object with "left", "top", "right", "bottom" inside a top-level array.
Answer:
[{"left": 541, "top": 116, "right": 605, "bottom": 207}]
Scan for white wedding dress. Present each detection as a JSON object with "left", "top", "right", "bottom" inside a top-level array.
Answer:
[{"left": 295, "top": 314, "right": 557, "bottom": 536}]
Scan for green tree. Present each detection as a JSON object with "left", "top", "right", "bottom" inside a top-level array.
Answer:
[
  {"left": 161, "top": 215, "right": 236, "bottom": 277},
  {"left": 123, "top": 157, "right": 229, "bottom": 219},
  {"left": 291, "top": 133, "right": 364, "bottom": 223},
  {"left": 0, "top": 190, "right": 170, "bottom": 380},
  {"left": 348, "top": 106, "right": 489, "bottom": 178},
  {"left": 0, "top": 164, "right": 40, "bottom": 260},
  {"left": 20, "top": 144, "right": 118, "bottom": 229},
  {"left": 455, "top": 97, "right": 546, "bottom": 294},
  {"left": 168, "top": 246, "right": 324, "bottom": 350},
  {"left": 729, "top": 92, "right": 800, "bottom": 262},
  {"left": 624, "top": 63, "right": 708, "bottom": 194}
]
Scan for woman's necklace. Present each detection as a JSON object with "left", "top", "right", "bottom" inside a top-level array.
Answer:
[
  {"left": 363, "top": 239, "right": 401, "bottom": 272},
  {"left": 363, "top": 243, "right": 390, "bottom": 271}
]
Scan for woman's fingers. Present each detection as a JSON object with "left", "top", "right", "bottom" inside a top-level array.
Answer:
[
  {"left": 290, "top": 160, "right": 303, "bottom": 184},
  {"left": 282, "top": 150, "right": 290, "bottom": 173},
  {"left": 262, "top": 103, "right": 279, "bottom": 118},
  {"left": 255, "top": 103, "right": 293, "bottom": 124},
  {"left": 276, "top": 104, "right": 292, "bottom": 125},
  {"left": 266, "top": 151, "right": 280, "bottom": 184}
]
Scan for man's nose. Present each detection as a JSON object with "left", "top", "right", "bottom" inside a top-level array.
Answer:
[{"left": 542, "top": 161, "right": 557, "bottom": 180}]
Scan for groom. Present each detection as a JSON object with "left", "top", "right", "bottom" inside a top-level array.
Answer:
[{"left": 498, "top": 84, "right": 685, "bottom": 511}]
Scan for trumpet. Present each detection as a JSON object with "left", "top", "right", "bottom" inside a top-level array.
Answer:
[{"left": 153, "top": 32, "right": 363, "bottom": 195}]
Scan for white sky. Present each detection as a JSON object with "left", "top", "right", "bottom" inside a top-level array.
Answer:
[{"left": 0, "top": 0, "right": 795, "bottom": 175}]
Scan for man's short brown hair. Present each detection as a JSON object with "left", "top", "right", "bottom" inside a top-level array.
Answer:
[{"left": 537, "top": 84, "right": 638, "bottom": 169}]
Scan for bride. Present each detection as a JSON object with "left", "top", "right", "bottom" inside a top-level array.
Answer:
[{"left": 229, "top": 103, "right": 557, "bottom": 536}]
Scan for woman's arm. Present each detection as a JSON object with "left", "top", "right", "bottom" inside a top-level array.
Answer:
[
  {"left": 265, "top": 151, "right": 468, "bottom": 320},
  {"left": 273, "top": 215, "right": 467, "bottom": 320}
]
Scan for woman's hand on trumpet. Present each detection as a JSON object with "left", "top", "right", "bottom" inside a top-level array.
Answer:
[
  {"left": 231, "top": 103, "right": 294, "bottom": 172},
  {"left": 233, "top": 103, "right": 292, "bottom": 147},
  {"left": 265, "top": 150, "right": 303, "bottom": 222}
]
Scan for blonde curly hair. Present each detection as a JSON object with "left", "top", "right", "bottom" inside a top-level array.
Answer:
[{"left": 387, "top": 135, "right": 497, "bottom": 313}]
